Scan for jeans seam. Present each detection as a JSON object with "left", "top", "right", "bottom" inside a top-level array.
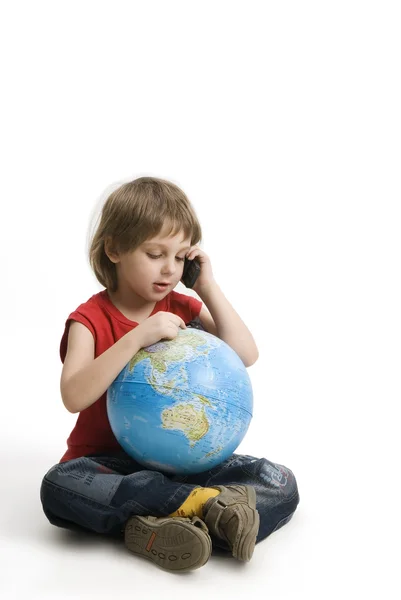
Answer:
[
  {"left": 42, "top": 478, "right": 151, "bottom": 525},
  {"left": 42, "top": 478, "right": 118, "bottom": 511}
]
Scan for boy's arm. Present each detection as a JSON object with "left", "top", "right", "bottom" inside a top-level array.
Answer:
[
  {"left": 197, "top": 281, "right": 259, "bottom": 367},
  {"left": 60, "top": 321, "right": 144, "bottom": 414}
]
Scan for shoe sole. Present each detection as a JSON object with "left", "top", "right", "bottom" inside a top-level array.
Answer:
[
  {"left": 124, "top": 516, "right": 212, "bottom": 572},
  {"left": 233, "top": 485, "right": 260, "bottom": 562}
]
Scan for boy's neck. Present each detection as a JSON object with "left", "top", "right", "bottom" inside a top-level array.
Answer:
[{"left": 107, "top": 289, "right": 157, "bottom": 323}]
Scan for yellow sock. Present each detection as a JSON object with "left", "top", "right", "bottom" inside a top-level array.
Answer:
[{"left": 169, "top": 487, "right": 220, "bottom": 519}]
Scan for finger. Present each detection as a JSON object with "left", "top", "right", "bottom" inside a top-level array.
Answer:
[
  {"left": 186, "top": 247, "right": 200, "bottom": 260},
  {"left": 169, "top": 314, "right": 186, "bottom": 329}
]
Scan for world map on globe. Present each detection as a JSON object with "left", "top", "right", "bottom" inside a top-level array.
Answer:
[{"left": 107, "top": 328, "right": 253, "bottom": 475}]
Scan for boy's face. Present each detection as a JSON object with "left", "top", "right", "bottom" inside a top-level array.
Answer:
[{"left": 109, "top": 223, "right": 192, "bottom": 300}]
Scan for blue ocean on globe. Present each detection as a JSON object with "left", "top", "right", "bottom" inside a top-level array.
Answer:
[{"left": 107, "top": 328, "right": 253, "bottom": 475}]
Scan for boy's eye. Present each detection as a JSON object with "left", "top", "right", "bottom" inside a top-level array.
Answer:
[{"left": 147, "top": 253, "right": 185, "bottom": 262}]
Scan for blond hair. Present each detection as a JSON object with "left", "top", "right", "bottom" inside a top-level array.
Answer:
[{"left": 89, "top": 177, "right": 202, "bottom": 291}]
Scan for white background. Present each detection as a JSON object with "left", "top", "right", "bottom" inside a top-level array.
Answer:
[{"left": 0, "top": 1, "right": 400, "bottom": 598}]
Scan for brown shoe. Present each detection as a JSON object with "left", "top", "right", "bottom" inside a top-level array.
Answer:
[
  {"left": 203, "top": 485, "right": 260, "bottom": 561},
  {"left": 124, "top": 514, "right": 212, "bottom": 572}
]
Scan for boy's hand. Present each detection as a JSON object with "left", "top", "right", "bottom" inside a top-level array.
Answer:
[
  {"left": 135, "top": 312, "right": 186, "bottom": 348},
  {"left": 185, "top": 246, "right": 215, "bottom": 294}
]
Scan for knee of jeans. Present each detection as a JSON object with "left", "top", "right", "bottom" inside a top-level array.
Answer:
[
  {"left": 256, "top": 458, "right": 299, "bottom": 504},
  {"left": 40, "top": 480, "right": 53, "bottom": 520},
  {"left": 42, "top": 463, "right": 60, "bottom": 482},
  {"left": 40, "top": 474, "right": 53, "bottom": 506},
  {"left": 40, "top": 465, "right": 61, "bottom": 506}
]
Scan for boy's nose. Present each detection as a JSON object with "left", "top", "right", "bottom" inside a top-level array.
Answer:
[{"left": 161, "top": 260, "right": 176, "bottom": 275}]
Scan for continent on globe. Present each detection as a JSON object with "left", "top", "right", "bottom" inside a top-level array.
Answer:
[
  {"left": 128, "top": 330, "right": 217, "bottom": 375},
  {"left": 162, "top": 403, "right": 209, "bottom": 446}
]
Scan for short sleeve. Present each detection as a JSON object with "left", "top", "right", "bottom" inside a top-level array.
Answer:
[{"left": 59, "top": 312, "right": 96, "bottom": 363}]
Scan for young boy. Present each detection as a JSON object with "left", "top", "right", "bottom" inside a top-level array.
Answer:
[{"left": 40, "top": 176, "right": 299, "bottom": 572}]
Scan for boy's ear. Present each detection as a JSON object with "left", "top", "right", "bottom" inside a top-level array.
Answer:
[{"left": 104, "top": 236, "right": 120, "bottom": 263}]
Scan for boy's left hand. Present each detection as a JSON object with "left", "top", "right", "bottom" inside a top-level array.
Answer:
[{"left": 185, "top": 246, "right": 215, "bottom": 294}]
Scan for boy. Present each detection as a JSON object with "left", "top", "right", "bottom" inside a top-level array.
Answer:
[{"left": 41, "top": 177, "right": 299, "bottom": 572}]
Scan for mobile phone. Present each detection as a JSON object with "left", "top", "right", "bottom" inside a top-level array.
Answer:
[{"left": 181, "top": 257, "right": 201, "bottom": 288}]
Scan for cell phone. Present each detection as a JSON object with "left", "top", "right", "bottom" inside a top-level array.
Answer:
[{"left": 181, "top": 257, "right": 201, "bottom": 288}]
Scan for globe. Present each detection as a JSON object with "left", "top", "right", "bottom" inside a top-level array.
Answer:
[{"left": 106, "top": 328, "right": 253, "bottom": 475}]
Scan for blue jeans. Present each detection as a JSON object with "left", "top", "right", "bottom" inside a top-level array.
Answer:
[{"left": 40, "top": 451, "right": 299, "bottom": 551}]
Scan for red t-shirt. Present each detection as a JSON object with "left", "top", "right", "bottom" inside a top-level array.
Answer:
[{"left": 59, "top": 289, "right": 202, "bottom": 463}]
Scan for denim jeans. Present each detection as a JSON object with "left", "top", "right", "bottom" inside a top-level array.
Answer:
[{"left": 40, "top": 451, "right": 299, "bottom": 551}]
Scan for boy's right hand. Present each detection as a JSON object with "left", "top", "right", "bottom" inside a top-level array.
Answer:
[{"left": 134, "top": 312, "right": 187, "bottom": 349}]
